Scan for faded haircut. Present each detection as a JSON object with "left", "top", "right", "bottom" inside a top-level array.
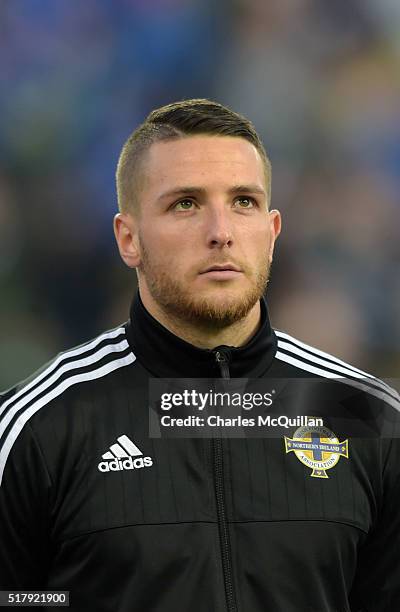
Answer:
[{"left": 116, "top": 98, "right": 271, "bottom": 213}]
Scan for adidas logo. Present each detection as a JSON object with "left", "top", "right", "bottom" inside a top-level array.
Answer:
[{"left": 98, "top": 435, "right": 153, "bottom": 472}]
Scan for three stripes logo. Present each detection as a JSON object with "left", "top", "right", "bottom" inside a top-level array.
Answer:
[
  {"left": 0, "top": 326, "right": 136, "bottom": 487},
  {"left": 98, "top": 434, "right": 153, "bottom": 473}
]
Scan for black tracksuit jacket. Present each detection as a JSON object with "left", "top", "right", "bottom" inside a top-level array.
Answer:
[{"left": 1, "top": 293, "right": 399, "bottom": 612}]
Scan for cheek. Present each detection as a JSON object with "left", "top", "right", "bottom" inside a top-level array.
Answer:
[
  {"left": 141, "top": 232, "right": 187, "bottom": 273},
  {"left": 242, "top": 225, "right": 271, "bottom": 254},
  {"left": 139, "top": 226, "right": 169, "bottom": 258},
  {"left": 146, "top": 222, "right": 197, "bottom": 256}
]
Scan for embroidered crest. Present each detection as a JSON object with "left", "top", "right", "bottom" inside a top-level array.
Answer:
[{"left": 285, "top": 424, "right": 348, "bottom": 478}]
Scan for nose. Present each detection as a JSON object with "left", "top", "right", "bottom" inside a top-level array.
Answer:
[{"left": 205, "top": 208, "right": 233, "bottom": 249}]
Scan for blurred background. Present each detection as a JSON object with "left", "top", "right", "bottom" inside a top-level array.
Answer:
[{"left": 1, "top": 0, "right": 399, "bottom": 389}]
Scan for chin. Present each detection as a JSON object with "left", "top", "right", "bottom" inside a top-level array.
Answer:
[
  {"left": 144, "top": 272, "right": 265, "bottom": 326},
  {"left": 184, "top": 289, "right": 260, "bottom": 326}
]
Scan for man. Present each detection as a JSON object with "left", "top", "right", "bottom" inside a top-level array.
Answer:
[{"left": 0, "top": 99, "right": 399, "bottom": 612}]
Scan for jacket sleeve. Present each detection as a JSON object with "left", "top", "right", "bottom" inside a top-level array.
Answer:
[
  {"left": 349, "top": 434, "right": 400, "bottom": 611},
  {"left": 0, "top": 409, "right": 52, "bottom": 589}
]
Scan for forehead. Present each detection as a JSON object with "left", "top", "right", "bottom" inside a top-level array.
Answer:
[{"left": 141, "top": 135, "right": 267, "bottom": 194}]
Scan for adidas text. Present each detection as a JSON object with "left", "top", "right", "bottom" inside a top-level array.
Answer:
[{"left": 98, "top": 456, "right": 153, "bottom": 472}]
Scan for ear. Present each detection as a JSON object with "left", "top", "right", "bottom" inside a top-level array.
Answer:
[
  {"left": 113, "top": 212, "right": 141, "bottom": 269},
  {"left": 267, "top": 209, "right": 282, "bottom": 264}
]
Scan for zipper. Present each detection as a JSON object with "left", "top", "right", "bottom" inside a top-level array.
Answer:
[{"left": 212, "top": 348, "right": 238, "bottom": 612}]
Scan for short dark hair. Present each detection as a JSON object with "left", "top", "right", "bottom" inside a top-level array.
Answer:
[{"left": 116, "top": 98, "right": 271, "bottom": 213}]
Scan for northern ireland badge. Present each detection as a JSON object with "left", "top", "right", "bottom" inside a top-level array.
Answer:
[{"left": 285, "top": 424, "right": 348, "bottom": 478}]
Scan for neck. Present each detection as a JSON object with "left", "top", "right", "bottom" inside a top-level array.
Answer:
[{"left": 138, "top": 287, "right": 262, "bottom": 349}]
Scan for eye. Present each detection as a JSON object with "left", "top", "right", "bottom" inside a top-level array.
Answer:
[
  {"left": 234, "top": 196, "right": 255, "bottom": 209},
  {"left": 173, "top": 199, "right": 195, "bottom": 211}
]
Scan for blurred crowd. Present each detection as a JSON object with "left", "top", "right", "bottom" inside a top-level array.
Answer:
[{"left": 1, "top": 0, "right": 399, "bottom": 389}]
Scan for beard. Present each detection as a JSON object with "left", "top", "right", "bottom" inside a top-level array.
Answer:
[{"left": 138, "top": 235, "right": 271, "bottom": 329}]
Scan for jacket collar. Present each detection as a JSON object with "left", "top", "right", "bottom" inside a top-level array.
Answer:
[{"left": 125, "top": 291, "right": 277, "bottom": 378}]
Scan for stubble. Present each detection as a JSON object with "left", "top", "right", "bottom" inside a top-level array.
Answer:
[{"left": 137, "top": 234, "right": 271, "bottom": 329}]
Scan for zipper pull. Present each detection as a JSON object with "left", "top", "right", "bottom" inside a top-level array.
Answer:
[{"left": 214, "top": 348, "right": 231, "bottom": 379}]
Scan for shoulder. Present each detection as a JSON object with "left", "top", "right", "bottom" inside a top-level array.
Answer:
[
  {"left": 0, "top": 324, "right": 136, "bottom": 485},
  {"left": 273, "top": 328, "right": 400, "bottom": 410},
  {"left": 1, "top": 324, "right": 134, "bottom": 407}
]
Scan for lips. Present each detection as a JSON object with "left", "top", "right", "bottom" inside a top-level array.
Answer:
[
  {"left": 199, "top": 263, "right": 243, "bottom": 281},
  {"left": 200, "top": 263, "right": 242, "bottom": 274}
]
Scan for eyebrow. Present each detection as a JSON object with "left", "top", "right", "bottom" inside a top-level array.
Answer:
[{"left": 158, "top": 184, "right": 267, "bottom": 200}]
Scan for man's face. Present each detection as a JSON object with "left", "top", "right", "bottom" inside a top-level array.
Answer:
[{"left": 127, "top": 135, "right": 280, "bottom": 327}]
